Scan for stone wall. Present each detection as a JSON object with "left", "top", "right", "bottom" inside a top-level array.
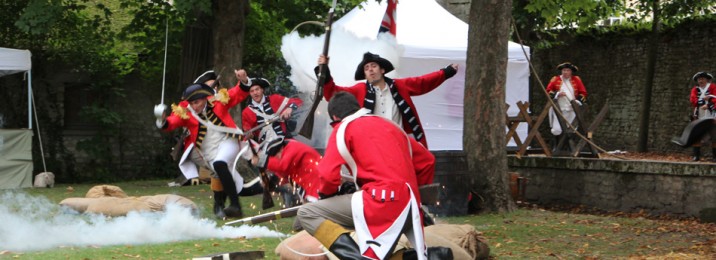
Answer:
[
  {"left": 509, "top": 156, "right": 716, "bottom": 217},
  {"left": 530, "top": 20, "right": 716, "bottom": 153}
]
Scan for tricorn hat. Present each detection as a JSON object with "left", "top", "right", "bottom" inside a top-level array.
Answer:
[
  {"left": 556, "top": 62, "right": 579, "bottom": 72},
  {"left": 193, "top": 70, "right": 217, "bottom": 84},
  {"left": 239, "top": 77, "right": 272, "bottom": 92},
  {"left": 182, "top": 83, "right": 214, "bottom": 101},
  {"left": 354, "top": 52, "right": 394, "bottom": 80},
  {"left": 693, "top": 71, "right": 713, "bottom": 82},
  {"left": 263, "top": 137, "right": 286, "bottom": 157}
]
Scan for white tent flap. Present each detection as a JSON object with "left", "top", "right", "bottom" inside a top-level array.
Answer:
[{"left": 282, "top": 0, "right": 530, "bottom": 150}]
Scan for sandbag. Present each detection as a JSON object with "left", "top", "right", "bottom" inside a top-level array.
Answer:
[
  {"left": 59, "top": 197, "right": 95, "bottom": 213},
  {"left": 140, "top": 194, "right": 197, "bottom": 211},
  {"left": 424, "top": 224, "right": 490, "bottom": 259},
  {"left": 85, "top": 185, "right": 128, "bottom": 198},
  {"left": 275, "top": 224, "right": 488, "bottom": 260},
  {"left": 275, "top": 230, "right": 329, "bottom": 260},
  {"left": 85, "top": 197, "right": 152, "bottom": 217},
  {"left": 60, "top": 185, "right": 197, "bottom": 217}
]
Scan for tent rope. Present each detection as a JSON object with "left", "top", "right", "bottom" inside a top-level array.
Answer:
[
  {"left": 510, "top": 19, "right": 625, "bottom": 160},
  {"left": 29, "top": 82, "right": 47, "bottom": 172}
]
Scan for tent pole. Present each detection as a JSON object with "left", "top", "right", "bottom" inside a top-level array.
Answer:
[{"left": 27, "top": 70, "right": 32, "bottom": 129}]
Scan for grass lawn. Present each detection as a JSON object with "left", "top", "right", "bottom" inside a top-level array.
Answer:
[{"left": 2, "top": 180, "right": 715, "bottom": 259}]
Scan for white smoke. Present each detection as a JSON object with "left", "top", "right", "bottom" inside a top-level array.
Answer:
[
  {"left": 282, "top": 26, "right": 402, "bottom": 149},
  {"left": 0, "top": 191, "right": 285, "bottom": 252}
]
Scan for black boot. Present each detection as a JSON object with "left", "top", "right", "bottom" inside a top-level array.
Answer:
[
  {"left": 401, "top": 246, "right": 454, "bottom": 260},
  {"left": 712, "top": 148, "right": 716, "bottom": 162},
  {"left": 213, "top": 191, "right": 227, "bottom": 219},
  {"left": 213, "top": 161, "right": 243, "bottom": 218},
  {"left": 692, "top": 147, "right": 701, "bottom": 161},
  {"left": 314, "top": 220, "right": 371, "bottom": 260}
]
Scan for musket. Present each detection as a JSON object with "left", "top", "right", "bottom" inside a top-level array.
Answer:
[
  {"left": 298, "top": 0, "right": 338, "bottom": 139},
  {"left": 224, "top": 183, "right": 442, "bottom": 226},
  {"left": 224, "top": 206, "right": 299, "bottom": 226}
]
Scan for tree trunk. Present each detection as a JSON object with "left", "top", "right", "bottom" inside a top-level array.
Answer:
[
  {"left": 637, "top": 0, "right": 660, "bottom": 152},
  {"left": 464, "top": 0, "right": 516, "bottom": 213},
  {"left": 212, "top": 0, "right": 249, "bottom": 124},
  {"left": 212, "top": 0, "right": 249, "bottom": 87}
]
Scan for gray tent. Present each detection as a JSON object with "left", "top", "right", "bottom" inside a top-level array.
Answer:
[{"left": 0, "top": 47, "right": 34, "bottom": 189}]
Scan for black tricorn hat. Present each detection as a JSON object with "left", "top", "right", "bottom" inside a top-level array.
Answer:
[
  {"left": 264, "top": 136, "right": 286, "bottom": 156},
  {"left": 693, "top": 71, "right": 713, "bottom": 82},
  {"left": 182, "top": 83, "right": 214, "bottom": 101},
  {"left": 556, "top": 62, "right": 579, "bottom": 72},
  {"left": 193, "top": 70, "right": 217, "bottom": 84},
  {"left": 240, "top": 77, "right": 272, "bottom": 92},
  {"left": 354, "top": 52, "right": 394, "bottom": 80}
]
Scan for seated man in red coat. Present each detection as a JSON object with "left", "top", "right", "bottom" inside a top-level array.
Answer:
[
  {"left": 236, "top": 70, "right": 302, "bottom": 143},
  {"left": 296, "top": 92, "right": 452, "bottom": 260},
  {"left": 317, "top": 52, "right": 457, "bottom": 148}
]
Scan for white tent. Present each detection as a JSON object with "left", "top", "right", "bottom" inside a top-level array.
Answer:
[
  {"left": 0, "top": 47, "right": 34, "bottom": 189},
  {"left": 283, "top": 0, "right": 530, "bottom": 150}
]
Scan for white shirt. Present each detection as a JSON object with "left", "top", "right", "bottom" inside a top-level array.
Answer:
[
  {"left": 557, "top": 76, "right": 576, "bottom": 112},
  {"left": 372, "top": 84, "right": 403, "bottom": 127},
  {"left": 251, "top": 96, "right": 266, "bottom": 112}
]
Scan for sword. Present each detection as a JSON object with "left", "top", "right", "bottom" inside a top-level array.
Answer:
[{"left": 224, "top": 183, "right": 441, "bottom": 226}]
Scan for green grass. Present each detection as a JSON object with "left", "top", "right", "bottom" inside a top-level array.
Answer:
[{"left": 3, "top": 180, "right": 715, "bottom": 259}]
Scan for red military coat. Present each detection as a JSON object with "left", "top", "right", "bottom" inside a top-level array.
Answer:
[
  {"left": 546, "top": 75, "right": 588, "bottom": 103},
  {"left": 322, "top": 70, "right": 450, "bottom": 147},
  {"left": 241, "top": 94, "right": 302, "bottom": 138},
  {"left": 410, "top": 137, "right": 435, "bottom": 186},
  {"left": 319, "top": 111, "right": 423, "bottom": 258},
  {"left": 163, "top": 86, "right": 248, "bottom": 150},
  {"left": 690, "top": 83, "right": 716, "bottom": 108},
  {"left": 265, "top": 139, "right": 321, "bottom": 200}
]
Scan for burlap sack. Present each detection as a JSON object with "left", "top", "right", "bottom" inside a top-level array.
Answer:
[
  {"left": 275, "top": 224, "right": 488, "bottom": 260},
  {"left": 33, "top": 172, "right": 55, "bottom": 188},
  {"left": 59, "top": 197, "right": 95, "bottom": 213},
  {"left": 424, "top": 224, "right": 490, "bottom": 260},
  {"left": 85, "top": 185, "right": 128, "bottom": 198},
  {"left": 139, "top": 194, "right": 198, "bottom": 212},
  {"left": 85, "top": 197, "right": 153, "bottom": 217},
  {"left": 275, "top": 230, "right": 329, "bottom": 260}
]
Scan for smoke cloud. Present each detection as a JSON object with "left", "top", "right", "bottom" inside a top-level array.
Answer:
[{"left": 0, "top": 191, "right": 285, "bottom": 252}]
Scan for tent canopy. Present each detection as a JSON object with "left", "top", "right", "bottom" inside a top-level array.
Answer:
[
  {"left": 0, "top": 47, "right": 32, "bottom": 77},
  {"left": 283, "top": 0, "right": 530, "bottom": 150}
]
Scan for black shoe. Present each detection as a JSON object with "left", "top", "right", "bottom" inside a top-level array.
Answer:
[
  {"left": 223, "top": 205, "right": 243, "bottom": 218},
  {"left": 692, "top": 147, "right": 701, "bottom": 161},
  {"left": 402, "top": 246, "right": 454, "bottom": 260},
  {"left": 328, "top": 234, "right": 372, "bottom": 260}
]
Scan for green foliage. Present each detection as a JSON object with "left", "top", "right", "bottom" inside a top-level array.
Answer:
[
  {"left": 515, "top": 0, "right": 716, "bottom": 48},
  {"left": 522, "top": 0, "right": 622, "bottom": 32}
]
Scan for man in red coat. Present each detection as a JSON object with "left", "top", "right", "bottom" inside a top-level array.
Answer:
[
  {"left": 545, "top": 62, "right": 588, "bottom": 137},
  {"left": 153, "top": 70, "right": 251, "bottom": 218},
  {"left": 689, "top": 71, "right": 716, "bottom": 161},
  {"left": 237, "top": 70, "right": 302, "bottom": 143},
  {"left": 296, "top": 92, "right": 452, "bottom": 260},
  {"left": 317, "top": 52, "right": 458, "bottom": 148},
  {"left": 252, "top": 137, "right": 322, "bottom": 203}
]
